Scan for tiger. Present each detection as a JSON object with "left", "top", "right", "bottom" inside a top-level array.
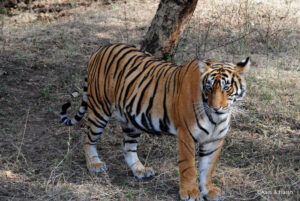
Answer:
[{"left": 60, "top": 43, "right": 250, "bottom": 201}]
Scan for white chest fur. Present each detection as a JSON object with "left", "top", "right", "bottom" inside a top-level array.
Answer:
[{"left": 192, "top": 112, "right": 231, "bottom": 144}]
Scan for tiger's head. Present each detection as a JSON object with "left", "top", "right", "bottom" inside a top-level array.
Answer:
[{"left": 198, "top": 57, "right": 250, "bottom": 117}]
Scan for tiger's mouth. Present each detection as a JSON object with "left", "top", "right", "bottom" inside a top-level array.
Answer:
[
  {"left": 215, "top": 107, "right": 229, "bottom": 114},
  {"left": 203, "top": 102, "right": 230, "bottom": 116},
  {"left": 215, "top": 109, "right": 228, "bottom": 115}
]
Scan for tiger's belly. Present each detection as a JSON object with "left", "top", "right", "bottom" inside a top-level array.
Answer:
[{"left": 115, "top": 109, "right": 177, "bottom": 135}]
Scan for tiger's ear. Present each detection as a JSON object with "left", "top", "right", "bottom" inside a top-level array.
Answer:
[
  {"left": 198, "top": 60, "right": 210, "bottom": 73},
  {"left": 236, "top": 57, "right": 250, "bottom": 74}
]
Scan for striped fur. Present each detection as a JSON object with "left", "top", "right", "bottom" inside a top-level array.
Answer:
[{"left": 60, "top": 44, "right": 250, "bottom": 201}]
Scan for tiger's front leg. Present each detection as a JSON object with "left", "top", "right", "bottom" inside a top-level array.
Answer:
[
  {"left": 199, "top": 139, "right": 224, "bottom": 201},
  {"left": 177, "top": 128, "right": 202, "bottom": 201}
]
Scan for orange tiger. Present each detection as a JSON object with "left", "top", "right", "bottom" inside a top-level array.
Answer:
[{"left": 60, "top": 44, "right": 250, "bottom": 201}]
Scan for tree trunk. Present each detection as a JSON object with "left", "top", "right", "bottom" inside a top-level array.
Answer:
[{"left": 140, "top": 0, "right": 198, "bottom": 59}]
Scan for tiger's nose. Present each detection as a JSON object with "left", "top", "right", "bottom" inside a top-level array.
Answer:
[{"left": 213, "top": 107, "right": 221, "bottom": 112}]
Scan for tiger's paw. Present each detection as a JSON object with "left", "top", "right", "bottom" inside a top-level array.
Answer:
[
  {"left": 133, "top": 167, "right": 155, "bottom": 179},
  {"left": 87, "top": 161, "right": 108, "bottom": 174},
  {"left": 180, "top": 185, "right": 202, "bottom": 201},
  {"left": 202, "top": 186, "right": 224, "bottom": 201}
]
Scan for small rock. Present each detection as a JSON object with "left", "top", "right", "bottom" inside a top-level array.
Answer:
[{"left": 72, "top": 92, "right": 79, "bottom": 97}]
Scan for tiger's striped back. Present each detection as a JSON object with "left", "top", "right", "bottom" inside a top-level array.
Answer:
[{"left": 87, "top": 44, "right": 191, "bottom": 135}]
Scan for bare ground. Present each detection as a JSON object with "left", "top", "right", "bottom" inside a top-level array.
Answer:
[{"left": 0, "top": 0, "right": 299, "bottom": 201}]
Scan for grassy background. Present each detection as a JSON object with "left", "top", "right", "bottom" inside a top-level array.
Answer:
[{"left": 0, "top": 0, "right": 299, "bottom": 200}]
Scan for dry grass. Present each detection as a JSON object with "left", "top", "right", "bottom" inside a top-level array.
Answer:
[{"left": 0, "top": 0, "right": 299, "bottom": 201}]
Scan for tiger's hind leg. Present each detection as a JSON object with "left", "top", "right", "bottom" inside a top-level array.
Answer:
[
  {"left": 122, "top": 126, "right": 155, "bottom": 178},
  {"left": 84, "top": 108, "right": 110, "bottom": 174}
]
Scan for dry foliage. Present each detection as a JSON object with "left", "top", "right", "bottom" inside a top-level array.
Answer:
[{"left": 0, "top": 0, "right": 299, "bottom": 201}]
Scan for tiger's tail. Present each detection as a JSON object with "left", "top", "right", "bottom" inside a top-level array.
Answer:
[{"left": 60, "top": 78, "right": 88, "bottom": 126}]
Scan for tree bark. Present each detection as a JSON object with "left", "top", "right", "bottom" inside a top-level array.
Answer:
[{"left": 140, "top": 0, "right": 198, "bottom": 59}]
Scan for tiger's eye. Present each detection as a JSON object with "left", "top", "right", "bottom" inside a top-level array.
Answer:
[
  {"left": 206, "top": 86, "right": 212, "bottom": 91},
  {"left": 224, "top": 86, "right": 231, "bottom": 91}
]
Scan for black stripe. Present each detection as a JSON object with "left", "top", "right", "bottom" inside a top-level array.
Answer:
[
  {"left": 215, "top": 111, "right": 226, "bottom": 115},
  {"left": 61, "top": 117, "right": 67, "bottom": 122},
  {"left": 233, "top": 80, "right": 239, "bottom": 94},
  {"left": 101, "top": 82, "right": 112, "bottom": 116},
  {"left": 145, "top": 113, "right": 158, "bottom": 134},
  {"left": 199, "top": 124, "right": 209, "bottom": 135},
  {"left": 65, "top": 119, "right": 71, "bottom": 126},
  {"left": 123, "top": 69, "right": 145, "bottom": 108},
  {"left": 87, "top": 133, "right": 98, "bottom": 143},
  {"left": 217, "top": 117, "right": 227, "bottom": 125},
  {"left": 150, "top": 62, "right": 167, "bottom": 76},
  {"left": 90, "top": 129, "right": 102, "bottom": 136},
  {"left": 126, "top": 149, "right": 137, "bottom": 152},
  {"left": 141, "top": 113, "right": 150, "bottom": 130},
  {"left": 178, "top": 159, "right": 187, "bottom": 164},
  {"left": 74, "top": 115, "right": 82, "bottom": 121},
  {"left": 203, "top": 103, "right": 216, "bottom": 125},
  {"left": 143, "top": 68, "right": 166, "bottom": 132},
  {"left": 193, "top": 106, "right": 209, "bottom": 135},
  {"left": 159, "top": 119, "right": 169, "bottom": 132},
  {"left": 125, "top": 93, "right": 137, "bottom": 114},
  {"left": 210, "top": 72, "right": 218, "bottom": 77},
  {"left": 102, "top": 45, "right": 126, "bottom": 109},
  {"left": 154, "top": 63, "right": 166, "bottom": 77},
  {"left": 127, "top": 133, "right": 141, "bottom": 138},
  {"left": 221, "top": 73, "right": 228, "bottom": 78},
  {"left": 92, "top": 81, "right": 111, "bottom": 116},
  {"left": 145, "top": 73, "right": 160, "bottom": 115},
  {"left": 138, "top": 73, "right": 151, "bottom": 88},
  {"left": 113, "top": 49, "right": 138, "bottom": 78},
  {"left": 124, "top": 60, "right": 143, "bottom": 79},
  {"left": 78, "top": 110, "right": 85, "bottom": 116},
  {"left": 183, "top": 61, "right": 194, "bottom": 77},
  {"left": 116, "top": 55, "right": 143, "bottom": 110},
  {"left": 124, "top": 140, "right": 138, "bottom": 144},
  {"left": 88, "top": 118, "right": 106, "bottom": 128},
  {"left": 199, "top": 147, "right": 218, "bottom": 157},
  {"left": 61, "top": 102, "right": 71, "bottom": 113},
  {"left": 168, "top": 68, "right": 177, "bottom": 94},
  {"left": 81, "top": 101, "right": 88, "bottom": 107},
  {"left": 183, "top": 118, "right": 198, "bottom": 143},
  {"left": 163, "top": 64, "right": 174, "bottom": 77},
  {"left": 142, "top": 59, "right": 156, "bottom": 70},
  {"left": 87, "top": 97, "right": 108, "bottom": 124},
  {"left": 179, "top": 139, "right": 194, "bottom": 156},
  {"left": 163, "top": 80, "right": 170, "bottom": 124},
  {"left": 202, "top": 93, "right": 208, "bottom": 102},
  {"left": 145, "top": 67, "right": 167, "bottom": 134},
  {"left": 104, "top": 44, "right": 125, "bottom": 76},
  {"left": 115, "top": 54, "right": 139, "bottom": 86},
  {"left": 126, "top": 113, "right": 148, "bottom": 133},
  {"left": 136, "top": 77, "right": 153, "bottom": 114},
  {"left": 238, "top": 78, "right": 243, "bottom": 90},
  {"left": 181, "top": 166, "right": 193, "bottom": 177},
  {"left": 84, "top": 142, "right": 97, "bottom": 146},
  {"left": 122, "top": 128, "right": 135, "bottom": 133},
  {"left": 219, "top": 124, "right": 230, "bottom": 135},
  {"left": 92, "top": 45, "right": 112, "bottom": 82}
]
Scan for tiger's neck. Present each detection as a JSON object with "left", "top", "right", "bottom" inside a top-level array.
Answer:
[{"left": 171, "top": 60, "right": 203, "bottom": 126}]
